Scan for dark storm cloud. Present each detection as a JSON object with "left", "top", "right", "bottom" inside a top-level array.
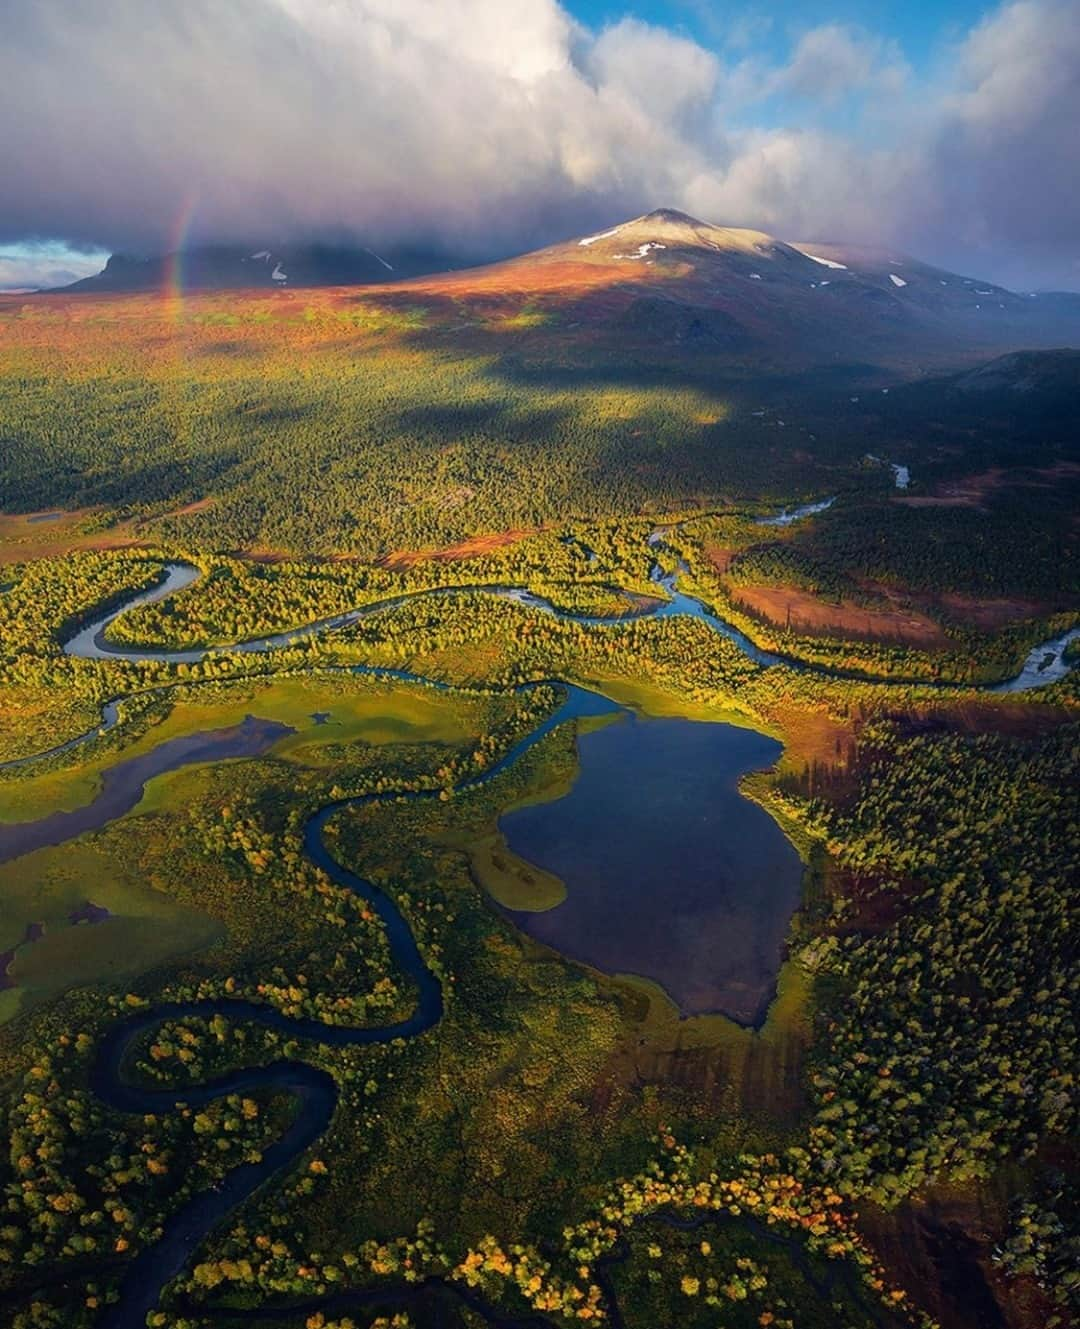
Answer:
[{"left": 0, "top": 0, "right": 1077, "bottom": 288}]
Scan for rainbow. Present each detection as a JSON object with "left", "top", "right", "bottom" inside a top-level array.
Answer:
[{"left": 162, "top": 192, "right": 200, "bottom": 321}]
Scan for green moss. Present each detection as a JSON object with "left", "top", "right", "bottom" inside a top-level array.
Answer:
[
  {"left": 0, "top": 839, "right": 223, "bottom": 1022},
  {"left": 453, "top": 831, "right": 566, "bottom": 911}
]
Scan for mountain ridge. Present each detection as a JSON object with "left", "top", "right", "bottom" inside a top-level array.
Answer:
[
  {"left": 389, "top": 208, "right": 1080, "bottom": 364},
  {"left": 54, "top": 241, "right": 472, "bottom": 293},
  {"left": 43, "top": 208, "right": 1080, "bottom": 366}
]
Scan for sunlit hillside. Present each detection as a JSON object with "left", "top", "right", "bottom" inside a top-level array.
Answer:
[{"left": 2, "top": 212, "right": 1078, "bottom": 562}]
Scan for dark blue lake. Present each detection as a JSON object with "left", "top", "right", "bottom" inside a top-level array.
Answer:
[{"left": 502, "top": 713, "right": 802, "bottom": 1024}]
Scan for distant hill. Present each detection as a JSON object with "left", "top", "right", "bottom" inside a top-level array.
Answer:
[
  {"left": 393, "top": 208, "right": 1080, "bottom": 365},
  {"left": 883, "top": 348, "right": 1080, "bottom": 429},
  {"left": 56, "top": 242, "right": 469, "bottom": 292},
  {"left": 50, "top": 210, "right": 1080, "bottom": 367},
  {"left": 4, "top": 211, "right": 1078, "bottom": 558},
  {"left": 842, "top": 348, "right": 1080, "bottom": 479},
  {"left": 949, "top": 347, "right": 1080, "bottom": 398}
]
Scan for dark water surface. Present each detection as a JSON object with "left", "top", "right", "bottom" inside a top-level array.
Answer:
[
  {"left": 502, "top": 713, "right": 802, "bottom": 1023},
  {"left": 0, "top": 716, "right": 292, "bottom": 864}
]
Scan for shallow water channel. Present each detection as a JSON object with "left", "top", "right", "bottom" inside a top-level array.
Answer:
[{"left": 0, "top": 717, "right": 291, "bottom": 863}]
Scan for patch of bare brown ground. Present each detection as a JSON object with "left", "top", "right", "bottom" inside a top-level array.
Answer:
[
  {"left": 704, "top": 544, "right": 736, "bottom": 575},
  {"left": 0, "top": 510, "right": 150, "bottom": 565},
  {"left": 858, "top": 1180, "right": 1058, "bottom": 1329},
  {"left": 731, "top": 584, "right": 951, "bottom": 648},
  {"left": 379, "top": 527, "right": 540, "bottom": 569}
]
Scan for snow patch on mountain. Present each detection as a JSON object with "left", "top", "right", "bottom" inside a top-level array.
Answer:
[
  {"left": 579, "top": 224, "right": 626, "bottom": 247},
  {"left": 802, "top": 252, "right": 847, "bottom": 270},
  {"left": 613, "top": 242, "right": 668, "bottom": 260}
]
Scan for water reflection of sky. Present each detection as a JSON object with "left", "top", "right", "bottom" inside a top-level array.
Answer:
[{"left": 503, "top": 712, "right": 801, "bottom": 1024}]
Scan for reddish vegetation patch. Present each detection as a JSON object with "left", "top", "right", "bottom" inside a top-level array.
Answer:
[
  {"left": 934, "top": 592, "right": 1058, "bottom": 630},
  {"left": 232, "top": 549, "right": 292, "bottom": 564},
  {"left": 379, "top": 527, "right": 540, "bottom": 570},
  {"left": 892, "top": 495, "right": 977, "bottom": 509},
  {"left": 0, "top": 508, "right": 151, "bottom": 565},
  {"left": 859, "top": 1183, "right": 1054, "bottom": 1329},
  {"left": 771, "top": 700, "right": 856, "bottom": 771},
  {"left": 401, "top": 258, "right": 645, "bottom": 301},
  {"left": 895, "top": 461, "right": 1080, "bottom": 511},
  {"left": 832, "top": 868, "right": 926, "bottom": 935},
  {"left": 703, "top": 544, "right": 736, "bottom": 575},
  {"left": 731, "top": 584, "right": 950, "bottom": 648},
  {"left": 859, "top": 578, "right": 1073, "bottom": 631},
  {"left": 621, "top": 592, "right": 666, "bottom": 616},
  {"left": 909, "top": 700, "right": 1073, "bottom": 741},
  {"left": 893, "top": 467, "right": 1007, "bottom": 510},
  {"left": 0, "top": 536, "right": 149, "bottom": 566}
]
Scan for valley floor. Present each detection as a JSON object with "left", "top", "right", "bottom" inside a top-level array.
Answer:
[{"left": 0, "top": 504, "right": 1075, "bottom": 1329}]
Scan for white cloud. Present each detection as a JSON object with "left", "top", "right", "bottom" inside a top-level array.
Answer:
[
  {"left": 913, "top": 0, "right": 1080, "bottom": 282},
  {"left": 776, "top": 24, "right": 908, "bottom": 104},
  {"left": 0, "top": 242, "right": 108, "bottom": 291},
  {"left": 589, "top": 19, "right": 720, "bottom": 131},
  {"left": 0, "top": 0, "right": 690, "bottom": 255},
  {"left": 0, "top": 0, "right": 1076, "bottom": 288}
]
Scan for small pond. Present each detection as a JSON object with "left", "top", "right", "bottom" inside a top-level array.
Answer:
[{"left": 501, "top": 713, "right": 802, "bottom": 1024}]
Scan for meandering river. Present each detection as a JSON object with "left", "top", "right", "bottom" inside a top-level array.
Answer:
[
  {"left": 82, "top": 680, "right": 627, "bottom": 1329},
  {"left": 0, "top": 717, "right": 292, "bottom": 864},
  {"left": 2, "top": 506, "right": 1073, "bottom": 1327}
]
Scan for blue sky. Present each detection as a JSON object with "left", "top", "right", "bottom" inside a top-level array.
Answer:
[
  {"left": 567, "top": 0, "right": 993, "bottom": 66},
  {"left": 1, "top": 0, "right": 1077, "bottom": 291},
  {"left": 563, "top": 0, "right": 1000, "bottom": 142},
  {"left": 0, "top": 239, "right": 110, "bottom": 293}
]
